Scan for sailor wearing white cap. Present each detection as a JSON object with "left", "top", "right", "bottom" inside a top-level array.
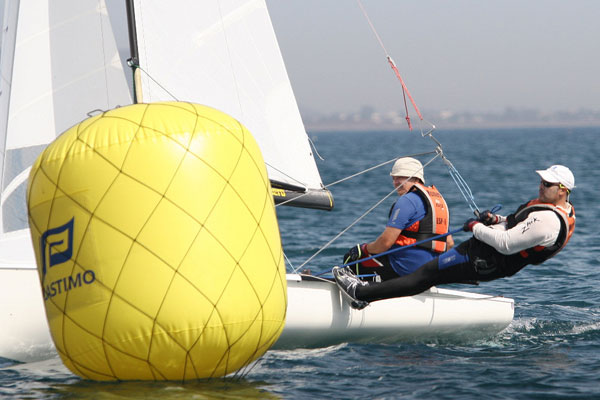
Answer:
[
  {"left": 341, "top": 157, "right": 453, "bottom": 282},
  {"left": 536, "top": 165, "right": 575, "bottom": 205}
]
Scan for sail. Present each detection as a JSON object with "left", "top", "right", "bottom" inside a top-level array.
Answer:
[
  {"left": 131, "top": 0, "right": 333, "bottom": 210},
  {"left": 0, "top": 0, "right": 133, "bottom": 254},
  {"left": 0, "top": 0, "right": 332, "bottom": 255}
]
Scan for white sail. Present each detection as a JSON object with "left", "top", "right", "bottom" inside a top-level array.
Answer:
[
  {"left": 0, "top": 0, "right": 133, "bottom": 361},
  {"left": 131, "top": 0, "right": 326, "bottom": 196},
  {"left": 0, "top": 0, "right": 133, "bottom": 241}
]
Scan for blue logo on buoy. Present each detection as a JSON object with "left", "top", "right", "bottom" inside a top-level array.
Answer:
[{"left": 40, "top": 218, "right": 74, "bottom": 281}]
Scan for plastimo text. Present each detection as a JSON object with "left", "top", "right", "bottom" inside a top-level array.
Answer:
[{"left": 43, "top": 270, "right": 96, "bottom": 301}]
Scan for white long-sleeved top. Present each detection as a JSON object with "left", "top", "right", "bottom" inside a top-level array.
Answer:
[{"left": 471, "top": 207, "right": 568, "bottom": 255}]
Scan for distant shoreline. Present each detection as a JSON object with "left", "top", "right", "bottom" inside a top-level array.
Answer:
[
  {"left": 301, "top": 106, "right": 600, "bottom": 133},
  {"left": 305, "top": 120, "right": 600, "bottom": 133}
]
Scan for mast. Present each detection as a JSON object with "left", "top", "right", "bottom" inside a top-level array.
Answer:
[{"left": 126, "top": 0, "right": 143, "bottom": 103}]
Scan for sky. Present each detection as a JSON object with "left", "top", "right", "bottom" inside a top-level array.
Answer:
[
  {"left": 267, "top": 0, "right": 600, "bottom": 116},
  {"left": 1, "top": 1, "right": 597, "bottom": 117}
]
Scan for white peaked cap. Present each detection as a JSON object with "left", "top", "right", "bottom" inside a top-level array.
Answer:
[
  {"left": 390, "top": 157, "right": 425, "bottom": 183},
  {"left": 536, "top": 165, "right": 575, "bottom": 190}
]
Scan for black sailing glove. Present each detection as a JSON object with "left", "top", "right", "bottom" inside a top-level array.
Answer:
[
  {"left": 463, "top": 218, "right": 480, "bottom": 232},
  {"left": 479, "top": 210, "right": 500, "bottom": 225},
  {"left": 343, "top": 243, "right": 369, "bottom": 264}
]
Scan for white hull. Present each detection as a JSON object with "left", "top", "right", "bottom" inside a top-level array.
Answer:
[
  {"left": 1, "top": 267, "right": 513, "bottom": 362},
  {"left": 274, "top": 274, "right": 514, "bottom": 349}
]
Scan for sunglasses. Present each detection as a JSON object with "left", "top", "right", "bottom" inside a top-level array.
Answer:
[
  {"left": 541, "top": 180, "right": 569, "bottom": 191},
  {"left": 541, "top": 180, "right": 558, "bottom": 188}
]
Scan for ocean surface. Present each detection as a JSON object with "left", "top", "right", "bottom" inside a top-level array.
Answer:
[{"left": 2, "top": 126, "right": 599, "bottom": 399}]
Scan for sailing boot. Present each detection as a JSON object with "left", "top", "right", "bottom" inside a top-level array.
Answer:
[{"left": 332, "top": 266, "right": 370, "bottom": 310}]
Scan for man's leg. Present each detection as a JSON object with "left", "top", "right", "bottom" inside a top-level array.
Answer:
[
  {"left": 355, "top": 258, "right": 440, "bottom": 301},
  {"left": 355, "top": 248, "right": 471, "bottom": 302},
  {"left": 348, "top": 255, "right": 397, "bottom": 282}
]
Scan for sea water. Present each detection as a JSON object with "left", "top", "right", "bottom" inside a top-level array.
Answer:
[{"left": 2, "top": 127, "right": 599, "bottom": 399}]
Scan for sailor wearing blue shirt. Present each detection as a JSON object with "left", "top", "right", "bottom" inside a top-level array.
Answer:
[{"left": 343, "top": 157, "right": 453, "bottom": 281}]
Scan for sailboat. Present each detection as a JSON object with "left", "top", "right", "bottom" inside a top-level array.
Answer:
[{"left": 0, "top": 0, "right": 513, "bottom": 364}]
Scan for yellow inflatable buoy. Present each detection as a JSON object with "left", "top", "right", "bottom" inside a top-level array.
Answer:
[{"left": 27, "top": 102, "right": 287, "bottom": 380}]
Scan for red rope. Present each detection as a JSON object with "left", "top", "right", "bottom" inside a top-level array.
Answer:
[
  {"left": 356, "top": 0, "right": 424, "bottom": 131},
  {"left": 401, "top": 88, "right": 412, "bottom": 130},
  {"left": 387, "top": 56, "right": 423, "bottom": 130}
]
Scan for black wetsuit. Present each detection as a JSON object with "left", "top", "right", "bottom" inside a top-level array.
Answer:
[{"left": 356, "top": 200, "right": 574, "bottom": 302}]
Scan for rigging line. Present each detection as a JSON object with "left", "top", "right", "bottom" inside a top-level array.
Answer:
[
  {"left": 420, "top": 123, "right": 438, "bottom": 141},
  {"left": 323, "top": 151, "right": 436, "bottom": 189},
  {"left": 356, "top": 0, "right": 424, "bottom": 129},
  {"left": 356, "top": 0, "right": 389, "bottom": 54},
  {"left": 273, "top": 150, "right": 436, "bottom": 208},
  {"left": 283, "top": 251, "right": 296, "bottom": 272},
  {"left": 293, "top": 152, "right": 441, "bottom": 272},
  {"left": 417, "top": 125, "right": 480, "bottom": 214},
  {"left": 387, "top": 56, "right": 423, "bottom": 122},
  {"left": 293, "top": 181, "right": 398, "bottom": 272},
  {"left": 265, "top": 162, "right": 310, "bottom": 192},
  {"left": 443, "top": 155, "right": 480, "bottom": 214},
  {"left": 307, "top": 135, "right": 325, "bottom": 161},
  {"left": 412, "top": 115, "right": 439, "bottom": 141},
  {"left": 400, "top": 80, "right": 411, "bottom": 130},
  {"left": 134, "top": 64, "right": 180, "bottom": 101}
]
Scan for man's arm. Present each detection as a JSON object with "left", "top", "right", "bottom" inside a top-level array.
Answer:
[
  {"left": 366, "top": 193, "right": 423, "bottom": 254},
  {"left": 472, "top": 210, "right": 561, "bottom": 255},
  {"left": 365, "top": 226, "right": 402, "bottom": 254},
  {"left": 446, "top": 234, "right": 454, "bottom": 249}
]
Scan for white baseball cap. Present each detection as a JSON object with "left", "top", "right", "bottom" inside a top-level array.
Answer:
[
  {"left": 536, "top": 165, "right": 575, "bottom": 190},
  {"left": 390, "top": 157, "right": 425, "bottom": 183}
]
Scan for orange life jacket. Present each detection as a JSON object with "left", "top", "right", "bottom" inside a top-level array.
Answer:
[
  {"left": 508, "top": 199, "right": 576, "bottom": 263},
  {"left": 393, "top": 183, "right": 450, "bottom": 253}
]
